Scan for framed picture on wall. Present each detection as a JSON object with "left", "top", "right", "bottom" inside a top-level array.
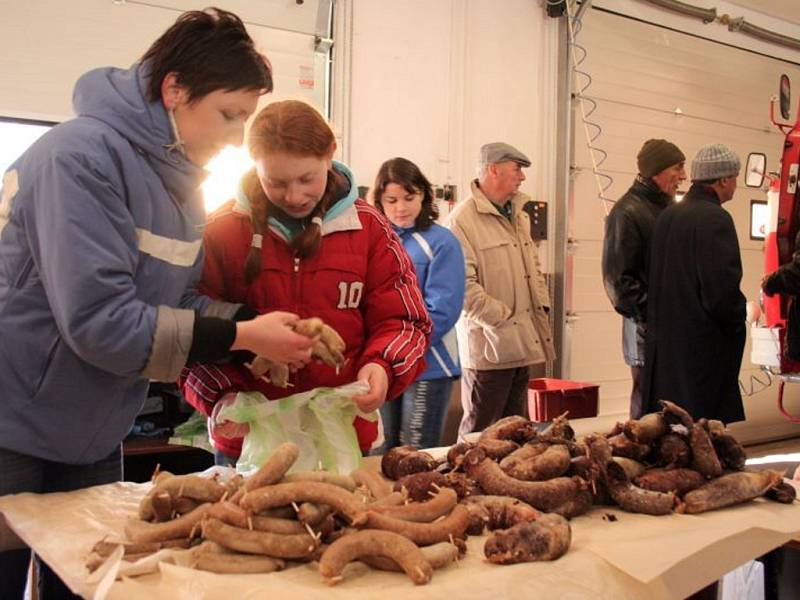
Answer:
[{"left": 750, "top": 199, "right": 768, "bottom": 241}]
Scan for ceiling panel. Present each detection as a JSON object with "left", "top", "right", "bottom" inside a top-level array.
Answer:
[{"left": 726, "top": 0, "right": 800, "bottom": 26}]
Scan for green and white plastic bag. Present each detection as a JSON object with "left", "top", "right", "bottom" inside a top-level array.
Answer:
[
  {"left": 214, "top": 380, "right": 375, "bottom": 475},
  {"left": 168, "top": 410, "right": 214, "bottom": 453}
]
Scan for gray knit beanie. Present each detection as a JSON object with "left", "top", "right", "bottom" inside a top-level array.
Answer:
[
  {"left": 636, "top": 139, "right": 685, "bottom": 178},
  {"left": 690, "top": 144, "right": 741, "bottom": 181}
]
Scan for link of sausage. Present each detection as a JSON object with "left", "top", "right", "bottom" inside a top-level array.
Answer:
[
  {"left": 319, "top": 529, "right": 433, "bottom": 585},
  {"left": 465, "top": 450, "right": 582, "bottom": 512},
  {"left": 296, "top": 502, "right": 333, "bottom": 525},
  {"left": 124, "top": 503, "right": 211, "bottom": 544},
  {"left": 368, "top": 491, "right": 406, "bottom": 508},
  {"left": 350, "top": 467, "right": 394, "bottom": 499},
  {"left": 365, "top": 503, "right": 470, "bottom": 545},
  {"left": 371, "top": 488, "right": 458, "bottom": 523},
  {"left": 201, "top": 517, "right": 318, "bottom": 559},
  {"left": 154, "top": 475, "right": 226, "bottom": 503},
  {"left": 194, "top": 552, "right": 285, "bottom": 574},
  {"left": 484, "top": 513, "right": 571, "bottom": 564},
  {"left": 243, "top": 442, "right": 300, "bottom": 492},
  {"left": 240, "top": 482, "right": 367, "bottom": 526},
  {"left": 360, "top": 541, "right": 462, "bottom": 572},
  {"left": 283, "top": 471, "right": 357, "bottom": 492}
]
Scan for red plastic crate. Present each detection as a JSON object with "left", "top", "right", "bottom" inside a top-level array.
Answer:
[{"left": 528, "top": 378, "right": 599, "bottom": 422}]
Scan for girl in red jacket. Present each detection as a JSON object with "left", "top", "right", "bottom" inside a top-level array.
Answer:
[{"left": 181, "top": 100, "right": 431, "bottom": 462}]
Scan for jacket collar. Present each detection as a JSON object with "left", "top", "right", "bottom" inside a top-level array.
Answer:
[
  {"left": 632, "top": 175, "right": 672, "bottom": 207},
  {"left": 686, "top": 182, "right": 722, "bottom": 205},
  {"left": 233, "top": 160, "right": 362, "bottom": 239},
  {"left": 470, "top": 180, "right": 529, "bottom": 215}
]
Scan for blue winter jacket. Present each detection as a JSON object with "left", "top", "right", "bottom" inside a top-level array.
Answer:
[
  {"left": 0, "top": 62, "right": 237, "bottom": 464},
  {"left": 393, "top": 223, "right": 465, "bottom": 380}
]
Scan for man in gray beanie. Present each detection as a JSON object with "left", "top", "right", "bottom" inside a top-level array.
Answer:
[
  {"left": 642, "top": 143, "right": 746, "bottom": 424},
  {"left": 602, "top": 139, "right": 686, "bottom": 418}
]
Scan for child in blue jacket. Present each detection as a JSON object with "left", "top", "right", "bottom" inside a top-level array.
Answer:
[{"left": 373, "top": 157, "right": 465, "bottom": 449}]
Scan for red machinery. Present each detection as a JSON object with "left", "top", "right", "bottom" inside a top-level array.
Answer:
[{"left": 754, "top": 76, "right": 800, "bottom": 420}]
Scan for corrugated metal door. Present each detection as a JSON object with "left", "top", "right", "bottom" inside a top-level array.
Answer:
[{"left": 569, "top": 7, "right": 800, "bottom": 443}]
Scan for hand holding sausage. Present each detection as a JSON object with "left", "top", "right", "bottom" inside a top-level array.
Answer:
[{"left": 232, "top": 311, "right": 316, "bottom": 365}]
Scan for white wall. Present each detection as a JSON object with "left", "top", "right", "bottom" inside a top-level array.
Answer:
[
  {"left": 0, "top": 0, "right": 326, "bottom": 123},
  {"left": 592, "top": 0, "right": 800, "bottom": 64},
  {"left": 337, "top": 0, "right": 559, "bottom": 247}
]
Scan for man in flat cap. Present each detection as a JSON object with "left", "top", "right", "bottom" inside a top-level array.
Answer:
[
  {"left": 643, "top": 143, "right": 746, "bottom": 423},
  {"left": 602, "top": 139, "right": 686, "bottom": 418},
  {"left": 446, "top": 142, "right": 555, "bottom": 438}
]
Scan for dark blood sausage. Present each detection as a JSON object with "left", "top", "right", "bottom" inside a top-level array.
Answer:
[
  {"left": 381, "top": 446, "right": 436, "bottom": 480},
  {"left": 689, "top": 426, "right": 723, "bottom": 478},
  {"left": 607, "top": 434, "right": 650, "bottom": 461},
  {"left": 659, "top": 400, "right": 695, "bottom": 428},
  {"left": 634, "top": 468, "right": 706, "bottom": 496},
  {"left": 606, "top": 462, "right": 675, "bottom": 515},
  {"left": 623, "top": 412, "right": 668, "bottom": 444},
  {"left": 652, "top": 433, "right": 691, "bottom": 468},
  {"left": 500, "top": 443, "right": 571, "bottom": 482},
  {"left": 464, "top": 448, "right": 583, "bottom": 512},
  {"left": 709, "top": 431, "right": 747, "bottom": 471},
  {"left": 461, "top": 495, "right": 540, "bottom": 535},
  {"left": 479, "top": 415, "right": 537, "bottom": 444},
  {"left": 765, "top": 481, "right": 797, "bottom": 504},
  {"left": 393, "top": 471, "right": 447, "bottom": 502},
  {"left": 484, "top": 513, "right": 571, "bottom": 564},
  {"left": 680, "top": 471, "right": 784, "bottom": 514},
  {"left": 446, "top": 442, "right": 475, "bottom": 470}
]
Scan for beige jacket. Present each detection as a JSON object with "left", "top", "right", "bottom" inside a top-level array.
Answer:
[{"left": 446, "top": 180, "right": 556, "bottom": 370}]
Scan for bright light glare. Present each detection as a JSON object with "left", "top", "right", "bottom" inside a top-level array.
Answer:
[
  {"left": 0, "top": 121, "right": 52, "bottom": 175},
  {"left": 202, "top": 146, "right": 253, "bottom": 213},
  {"left": 746, "top": 452, "right": 800, "bottom": 466}
]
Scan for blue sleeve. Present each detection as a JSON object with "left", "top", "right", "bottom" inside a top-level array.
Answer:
[
  {"left": 25, "top": 149, "right": 159, "bottom": 377},
  {"left": 179, "top": 247, "right": 213, "bottom": 312},
  {"left": 423, "top": 229, "right": 466, "bottom": 346}
]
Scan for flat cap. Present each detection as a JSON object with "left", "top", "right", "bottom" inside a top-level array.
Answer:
[{"left": 479, "top": 142, "right": 531, "bottom": 168}]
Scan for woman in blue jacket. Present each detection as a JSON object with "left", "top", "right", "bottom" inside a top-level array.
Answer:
[
  {"left": 0, "top": 10, "right": 316, "bottom": 599},
  {"left": 373, "top": 158, "right": 465, "bottom": 450}
]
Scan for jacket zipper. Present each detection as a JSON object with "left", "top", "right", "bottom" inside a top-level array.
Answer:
[{"left": 292, "top": 255, "right": 301, "bottom": 386}]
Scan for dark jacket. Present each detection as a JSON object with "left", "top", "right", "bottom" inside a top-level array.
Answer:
[
  {"left": 602, "top": 177, "right": 673, "bottom": 366},
  {"left": 642, "top": 183, "right": 746, "bottom": 424},
  {"left": 763, "top": 230, "right": 800, "bottom": 360}
]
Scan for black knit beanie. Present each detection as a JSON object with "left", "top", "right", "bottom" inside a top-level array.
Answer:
[{"left": 637, "top": 139, "right": 686, "bottom": 178}]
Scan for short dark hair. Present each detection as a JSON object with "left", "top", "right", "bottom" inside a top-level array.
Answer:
[
  {"left": 373, "top": 157, "right": 438, "bottom": 230},
  {"left": 141, "top": 7, "right": 273, "bottom": 103}
]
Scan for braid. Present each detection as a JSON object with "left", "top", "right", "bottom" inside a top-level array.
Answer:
[
  {"left": 242, "top": 169, "right": 268, "bottom": 284},
  {"left": 291, "top": 169, "right": 342, "bottom": 258}
]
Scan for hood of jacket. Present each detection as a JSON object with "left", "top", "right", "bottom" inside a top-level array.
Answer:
[
  {"left": 72, "top": 61, "right": 206, "bottom": 201},
  {"left": 234, "top": 160, "right": 359, "bottom": 239}
]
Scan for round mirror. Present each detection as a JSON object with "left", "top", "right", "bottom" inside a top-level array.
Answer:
[{"left": 780, "top": 74, "right": 791, "bottom": 121}]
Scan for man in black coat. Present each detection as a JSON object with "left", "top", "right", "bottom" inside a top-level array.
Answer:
[
  {"left": 602, "top": 139, "right": 686, "bottom": 418},
  {"left": 642, "top": 143, "right": 746, "bottom": 424}
]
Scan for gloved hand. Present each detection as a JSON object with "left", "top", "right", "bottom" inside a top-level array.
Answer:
[
  {"left": 762, "top": 273, "right": 779, "bottom": 297},
  {"left": 209, "top": 392, "right": 250, "bottom": 439}
]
